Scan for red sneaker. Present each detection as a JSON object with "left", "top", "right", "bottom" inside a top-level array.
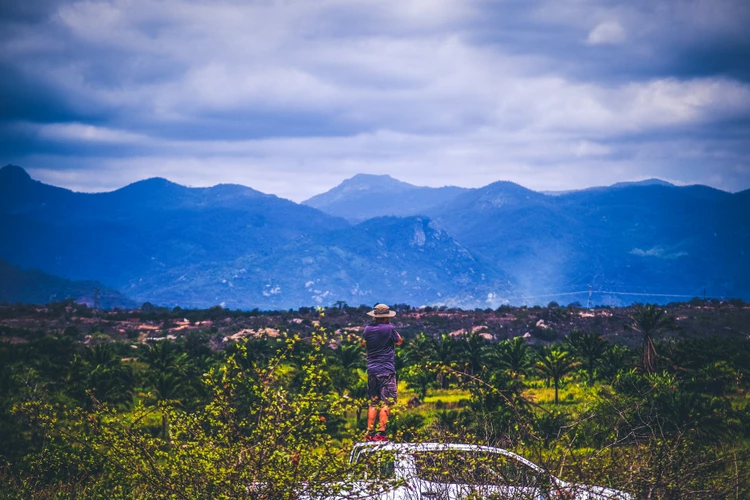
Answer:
[{"left": 374, "top": 432, "right": 388, "bottom": 442}]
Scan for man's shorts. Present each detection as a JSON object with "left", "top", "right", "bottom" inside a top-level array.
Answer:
[{"left": 367, "top": 373, "right": 397, "bottom": 405}]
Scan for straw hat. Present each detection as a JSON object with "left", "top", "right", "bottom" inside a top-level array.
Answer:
[{"left": 367, "top": 303, "right": 396, "bottom": 318}]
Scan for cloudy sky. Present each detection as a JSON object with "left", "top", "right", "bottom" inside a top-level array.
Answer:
[{"left": 1, "top": 0, "right": 749, "bottom": 201}]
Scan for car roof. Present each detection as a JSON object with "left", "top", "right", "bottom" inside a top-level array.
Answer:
[{"left": 351, "top": 442, "right": 544, "bottom": 472}]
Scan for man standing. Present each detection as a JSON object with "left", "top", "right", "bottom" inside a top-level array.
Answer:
[{"left": 362, "top": 303, "right": 403, "bottom": 442}]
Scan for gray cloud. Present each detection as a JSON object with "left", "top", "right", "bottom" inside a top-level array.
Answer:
[{"left": 1, "top": 0, "right": 749, "bottom": 200}]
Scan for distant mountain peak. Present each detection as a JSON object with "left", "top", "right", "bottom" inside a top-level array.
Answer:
[
  {"left": 114, "top": 177, "right": 184, "bottom": 195},
  {"left": 125, "top": 177, "right": 177, "bottom": 188},
  {"left": 0, "top": 164, "right": 32, "bottom": 183},
  {"left": 483, "top": 180, "right": 534, "bottom": 191},
  {"left": 338, "top": 173, "right": 415, "bottom": 192},
  {"left": 302, "top": 174, "right": 470, "bottom": 222},
  {"left": 303, "top": 173, "right": 416, "bottom": 208},
  {"left": 611, "top": 178, "right": 675, "bottom": 189},
  {"left": 349, "top": 173, "right": 398, "bottom": 181},
  {"left": 206, "top": 183, "right": 266, "bottom": 199},
  {"left": 475, "top": 180, "right": 544, "bottom": 203}
]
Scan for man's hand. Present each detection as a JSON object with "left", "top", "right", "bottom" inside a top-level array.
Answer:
[{"left": 395, "top": 333, "right": 403, "bottom": 346}]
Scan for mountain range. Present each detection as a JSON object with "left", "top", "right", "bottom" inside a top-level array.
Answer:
[
  {"left": 0, "top": 259, "right": 133, "bottom": 309},
  {"left": 302, "top": 173, "right": 468, "bottom": 223},
  {"left": 1, "top": 164, "right": 748, "bottom": 309}
]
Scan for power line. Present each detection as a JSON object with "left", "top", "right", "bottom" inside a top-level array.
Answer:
[
  {"left": 505, "top": 289, "right": 702, "bottom": 302},
  {"left": 515, "top": 291, "right": 590, "bottom": 299},
  {"left": 593, "top": 291, "right": 695, "bottom": 298}
]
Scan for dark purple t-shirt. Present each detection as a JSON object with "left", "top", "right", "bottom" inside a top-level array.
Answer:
[{"left": 363, "top": 324, "right": 400, "bottom": 376}]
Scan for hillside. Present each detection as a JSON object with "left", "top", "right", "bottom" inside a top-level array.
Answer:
[
  {"left": 0, "top": 166, "right": 505, "bottom": 309},
  {"left": 2, "top": 165, "right": 748, "bottom": 309},
  {"left": 303, "top": 173, "right": 750, "bottom": 305},
  {"left": 118, "top": 216, "right": 513, "bottom": 309},
  {"left": 0, "top": 259, "right": 134, "bottom": 308},
  {"left": 426, "top": 182, "right": 749, "bottom": 305}
]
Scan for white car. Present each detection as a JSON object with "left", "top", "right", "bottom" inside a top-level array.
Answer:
[{"left": 304, "top": 442, "right": 631, "bottom": 500}]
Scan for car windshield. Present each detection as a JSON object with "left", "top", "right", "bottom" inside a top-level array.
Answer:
[{"left": 412, "top": 450, "right": 547, "bottom": 487}]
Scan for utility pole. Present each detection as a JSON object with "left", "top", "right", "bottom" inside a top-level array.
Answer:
[
  {"left": 586, "top": 285, "right": 593, "bottom": 310},
  {"left": 94, "top": 287, "right": 101, "bottom": 325}
]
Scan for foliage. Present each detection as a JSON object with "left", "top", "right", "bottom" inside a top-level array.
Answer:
[
  {"left": 629, "top": 304, "right": 676, "bottom": 373},
  {"left": 6, "top": 327, "right": 367, "bottom": 498},
  {"left": 535, "top": 348, "right": 580, "bottom": 405},
  {"left": 2, "top": 303, "right": 750, "bottom": 499},
  {"left": 485, "top": 336, "right": 531, "bottom": 380},
  {"left": 402, "top": 364, "right": 437, "bottom": 401},
  {"left": 565, "top": 329, "right": 607, "bottom": 386}
]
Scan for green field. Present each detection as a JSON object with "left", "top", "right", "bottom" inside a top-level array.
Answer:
[{"left": 2, "top": 301, "right": 750, "bottom": 498}]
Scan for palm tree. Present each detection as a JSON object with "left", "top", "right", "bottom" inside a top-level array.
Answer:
[
  {"left": 565, "top": 329, "right": 607, "bottom": 386},
  {"left": 536, "top": 348, "right": 580, "bottom": 405},
  {"left": 335, "top": 342, "right": 365, "bottom": 371},
  {"left": 535, "top": 345, "right": 553, "bottom": 388},
  {"left": 88, "top": 345, "right": 134, "bottom": 407},
  {"left": 403, "top": 364, "right": 436, "bottom": 401},
  {"left": 486, "top": 336, "right": 530, "bottom": 379},
  {"left": 67, "top": 345, "right": 134, "bottom": 408},
  {"left": 141, "top": 341, "right": 187, "bottom": 375},
  {"left": 327, "top": 342, "right": 364, "bottom": 396},
  {"left": 598, "top": 344, "right": 632, "bottom": 381},
  {"left": 151, "top": 371, "right": 187, "bottom": 439},
  {"left": 435, "top": 334, "right": 458, "bottom": 388},
  {"left": 629, "top": 304, "right": 675, "bottom": 374},
  {"left": 404, "top": 332, "right": 437, "bottom": 367},
  {"left": 461, "top": 332, "right": 488, "bottom": 376},
  {"left": 141, "top": 341, "right": 190, "bottom": 439}
]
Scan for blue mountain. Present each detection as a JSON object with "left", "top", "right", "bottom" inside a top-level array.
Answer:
[
  {"left": 2, "top": 165, "right": 747, "bottom": 308},
  {"left": 427, "top": 182, "right": 749, "bottom": 305},
  {"left": 306, "top": 172, "right": 749, "bottom": 304},
  {"left": 0, "top": 165, "right": 506, "bottom": 309},
  {"left": 0, "top": 258, "right": 134, "bottom": 308},
  {"left": 302, "top": 173, "right": 468, "bottom": 222},
  {"left": 127, "top": 216, "right": 512, "bottom": 309}
]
